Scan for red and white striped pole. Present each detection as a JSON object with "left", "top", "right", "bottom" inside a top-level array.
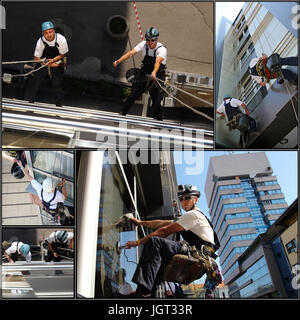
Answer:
[{"left": 132, "top": 1, "right": 144, "bottom": 40}]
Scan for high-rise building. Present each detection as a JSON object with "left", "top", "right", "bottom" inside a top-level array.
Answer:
[
  {"left": 216, "top": 2, "right": 298, "bottom": 148},
  {"left": 204, "top": 152, "right": 288, "bottom": 285}
]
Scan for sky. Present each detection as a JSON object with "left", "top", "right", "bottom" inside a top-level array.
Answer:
[
  {"left": 215, "top": 2, "right": 245, "bottom": 30},
  {"left": 174, "top": 150, "right": 298, "bottom": 219}
]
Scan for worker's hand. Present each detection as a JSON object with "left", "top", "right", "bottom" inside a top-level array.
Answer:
[
  {"left": 245, "top": 110, "right": 250, "bottom": 116},
  {"left": 61, "top": 178, "right": 66, "bottom": 185},
  {"left": 129, "top": 216, "right": 142, "bottom": 226},
  {"left": 124, "top": 241, "right": 139, "bottom": 249},
  {"left": 53, "top": 252, "right": 58, "bottom": 258},
  {"left": 113, "top": 60, "right": 120, "bottom": 68},
  {"left": 150, "top": 70, "right": 157, "bottom": 81}
]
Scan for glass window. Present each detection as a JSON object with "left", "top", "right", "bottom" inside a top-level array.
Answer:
[
  {"left": 94, "top": 158, "right": 138, "bottom": 298},
  {"left": 285, "top": 239, "right": 297, "bottom": 254}
]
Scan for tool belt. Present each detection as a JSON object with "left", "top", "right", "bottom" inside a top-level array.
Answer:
[
  {"left": 164, "top": 241, "right": 219, "bottom": 285},
  {"left": 256, "top": 59, "right": 278, "bottom": 80},
  {"left": 227, "top": 113, "right": 243, "bottom": 131}
]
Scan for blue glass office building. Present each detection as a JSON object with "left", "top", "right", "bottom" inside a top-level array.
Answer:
[{"left": 205, "top": 152, "right": 289, "bottom": 291}]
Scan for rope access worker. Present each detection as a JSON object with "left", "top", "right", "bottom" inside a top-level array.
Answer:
[
  {"left": 17, "top": 160, "right": 67, "bottom": 218},
  {"left": 3, "top": 241, "right": 31, "bottom": 263},
  {"left": 44, "top": 230, "right": 74, "bottom": 262},
  {"left": 217, "top": 94, "right": 258, "bottom": 135},
  {"left": 249, "top": 53, "right": 298, "bottom": 86},
  {"left": 25, "top": 21, "right": 69, "bottom": 106},
  {"left": 113, "top": 27, "right": 167, "bottom": 120},
  {"left": 123, "top": 184, "right": 221, "bottom": 298}
]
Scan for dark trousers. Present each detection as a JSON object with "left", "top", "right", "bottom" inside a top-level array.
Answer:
[
  {"left": 132, "top": 237, "right": 182, "bottom": 291},
  {"left": 280, "top": 57, "right": 298, "bottom": 84},
  {"left": 46, "top": 243, "right": 67, "bottom": 262},
  {"left": 25, "top": 66, "right": 64, "bottom": 106},
  {"left": 122, "top": 79, "right": 164, "bottom": 120}
]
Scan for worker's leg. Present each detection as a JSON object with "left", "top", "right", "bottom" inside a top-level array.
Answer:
[
  {"left": 121, "top": 82, "right": 146, "bottom": 116},
  {"left": 249, "top": 116, "right": 257, "bottom": 132},
  {"left": 281, "top": 68, "right": 298, "bottom": 84},
  {"left": 24, "top": 67, "right": 48, "bottom": 103},
  {"left": 280, "top": 57, "right": 298, "bottom": 67},
  {"left": 132, "top": 236, "right": 182, "bottom": 292},
  {"left": 149, "top": 84, "right": 164, "bottom": 121},
  {"left": 50, "top": 67, "right": 65, "bottom": 107}
]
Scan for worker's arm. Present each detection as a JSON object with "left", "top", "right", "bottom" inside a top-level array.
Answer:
[
  {"left": 151, "top": 56, "right": 164, "bottom": 80},
  {"left": 46, "top": 53, "right": 66, "bottom": 67},
  {"left": 2, "top": 151, "right": 16, "bottom": 163},
  {"left": 68, "top": 238, "right": 74, "bottom": 249},
  {"left": 47, "top": 242, "right": 58, "bottom": 258},
  {"left": 61, "top": 178, "right": 67, "bottom": 200},
  {"left": 125, "top": 222, "right": 184, "bottom": 248},
  {"left": 113, "top": 49, "right": 137, "bottom": 67},
  {"left": 240, "top": 103, "right": 250, "bottom": 115},
  {"left": 130, "top": 217, "right": 173, "bottom": 229},
  {"left": 16, "top": 160, "right": 34, "bottom": 181}
]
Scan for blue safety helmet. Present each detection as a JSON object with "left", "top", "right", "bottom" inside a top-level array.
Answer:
[
  {"left": 20, "top": 244, "right": 30, "bottom": 256},
  {"left": 57, "top": 231, "right": 68, "bottom": 243},
  {"left": 177, "top": 184, "right": 200, "bottom": 198},
  {"left": 41, "top": 21, "right": 55, "bottom": 32},
  {"left": 145, "top": 27, "right": 159, "bottom": 40},
  {"left": 224, "top": 94, "right": 231, "bottom": 99}
]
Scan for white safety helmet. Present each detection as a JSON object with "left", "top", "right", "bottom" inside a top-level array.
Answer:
[{"left": 42, "top": 177, "right": 55, "bottom": 193}]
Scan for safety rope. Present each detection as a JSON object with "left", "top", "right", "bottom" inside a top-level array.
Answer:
[
  {"left": 155, "top": 78, "right": 214, "bottom": 122},
  {"left": 132, "top": 1, "right": 144, "bottom": 40},
  {"left": 2, "top": 58, "right": 46, "bottom": 65},
  {"left": 279, "top": 70, "right": 298, "bottom": 123},
  {"left": 3, "top": 63, "right": 48, "bottom": 82}
]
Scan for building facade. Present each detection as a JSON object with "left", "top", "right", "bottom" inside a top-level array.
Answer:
[
  {"left": 76, "top": 150, "right": 180, "bottom": 298},
  {"left": 216, "top": 2, "right": 298, "bottom": 148},
  {"left": 204, "top": 152, "right": 288, "bottom": 286},
  {"left": 228, "top": 199, "right": 298, "bottom": 298}
]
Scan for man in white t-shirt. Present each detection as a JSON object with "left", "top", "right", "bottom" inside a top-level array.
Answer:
[
  {"left": 25, "top": 21, "right": 69, "bottom": 106},
  {"left": 4, "top": 242, "right": 31, "bottom": 263},
  {"left": 217, "top": 94, "right": 257, "bottom": 132},
  {"left": 17, "top": 160, "right": 66, "bottom": 216},
  {"left": 249, "top": 53, "right": 298, "bottom": 86},
  {"left": 113, "top": 27, "right": 167, "bottom": 120},
  {"left": 123, "top": 184, "right": 221, "bottom": 297},
  {"left": 44, "top": 230, "right": 74, "bottom": 262}
]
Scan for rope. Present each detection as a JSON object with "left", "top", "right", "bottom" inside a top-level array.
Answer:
[
  {"left": 279, "top": 70, "right": 298, "bottom": 123},
  {"left": 155, "top": 78, "right": 213, "bottom": 122},
  {"left": 4, "top": 63, "right": 48, "bottom": 80},
  {"left": 2, "top": 58, "right": 46, "bottom": 65},
  {"left": 132, "top": 1, "right": 144, "bottom": 40},
  {"left": 164, "top": 79, "right": 213, "bottom": 107}
]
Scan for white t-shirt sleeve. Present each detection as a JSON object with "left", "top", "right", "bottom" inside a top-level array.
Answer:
[
  {"left": 46, "top": 232, "right": 56, "bottom": 243},
  {"left": 67, "top": 232, "right": 74, "bottom": 242},
  {"left": 176, "top": 211, "right": 200, "bottom": 230},
  {"left": 56, "top": 34, "right": 69, "bottom": 55},
  {"left": 5, "top": 242, "right": 17, "bottom": 256},
  {"left": 31, "top": 179, "right": 43, "bottom": 198},
  {"left": 231, "top": 98, "right": 244, "bottom": 107},
  {"left": 134, "top": 41, "right": 146, "bottom": 53},
  {"left": 34, "top": 38, "right": 45, "bottom": 58},
  {"left": 55, "top": 190, "right": 66, "bottom": 203},
  {"left": 217, "top": 103, "right": 225, "bottom": 113},
  {"left": 26, "top": 252, "right": 32, "bottom": 263},
  {"left": 156, "top": 46, "right": 167, "bottom": 62}
]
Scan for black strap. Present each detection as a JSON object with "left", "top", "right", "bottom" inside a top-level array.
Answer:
[{"left": 195, "top": 209, "right": 220, "bottom": 250}]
